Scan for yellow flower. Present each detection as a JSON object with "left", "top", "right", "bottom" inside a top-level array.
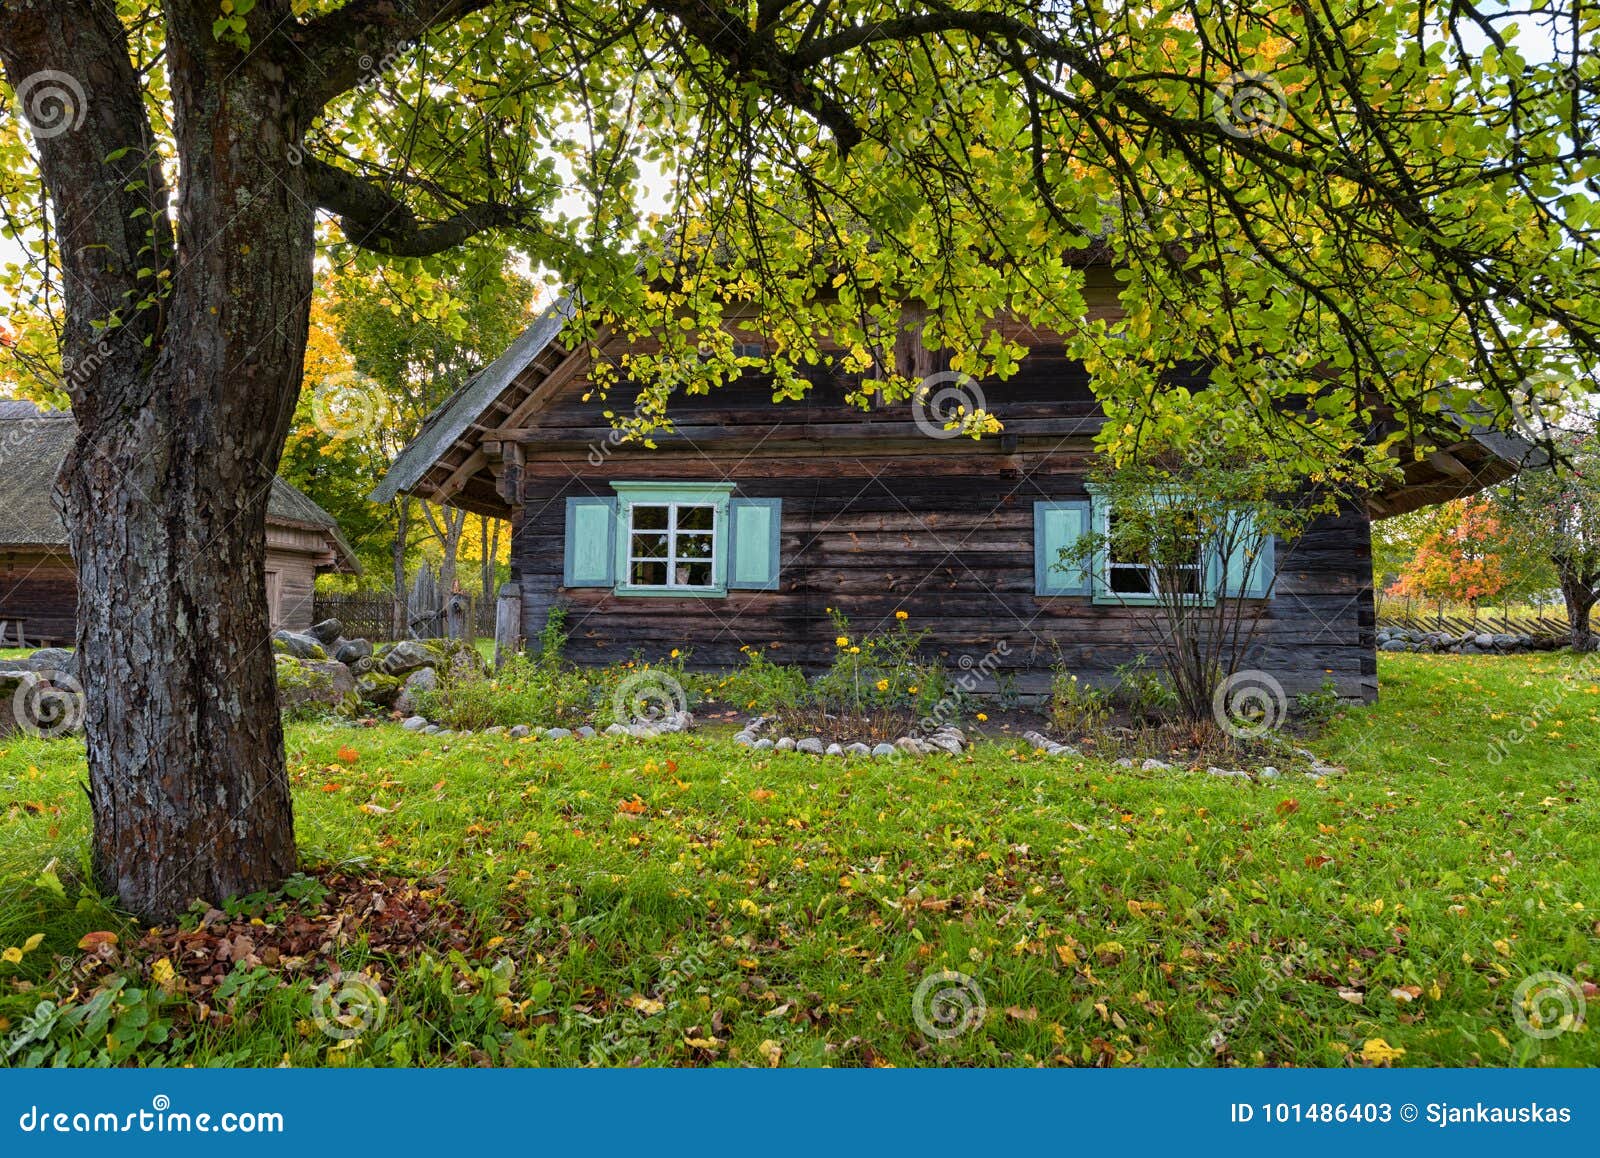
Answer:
[
  {"left": 835, "top": 636, "right": 849, "bottom": 648},
  {"left": 976, "top": 712, "right": 989, "bottom": 722},
  {"left": 895, "top": 610, "right": 909, "bottom": 621},
  {"left": 875, "top": 679, "right": 889, "bottom": 692},
  {"left": 670, "top": 649, "right": 680, "bottom": 658},
  {"left": 848, "top": 646, "right": 861, "bottom": 654},
  {"left": 908, "top": 685, "right": 918, "bottom": 694}
]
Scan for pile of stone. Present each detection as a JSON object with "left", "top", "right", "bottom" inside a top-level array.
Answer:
[
  {"left": 397, "top": 710, "right": 694, "bottom": 740},
  {"left": 0, "top": 648, "right": 80, "bottom": 738},
  {"left": 272, "top": 619, "right": 484, "bottom": 715},
  {"left": 732, "top": 715, "right": 967, "bottom": 759},
  {"left": 1376, "top": 625, "right": 1561, "bottom": 654}
]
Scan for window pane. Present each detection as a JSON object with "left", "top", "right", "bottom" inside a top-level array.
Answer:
[
  {"left": 632, "top": 504, "right": 669, "bottom": 530},
  {"left": 677, "top": 561, "right": 714, "bottom": 587},
  {"left": 1168, "top": 566, "right": 1201, "bottom": 595},
  {"left": 676, "top": 504, "right": 715, "bottom": 531},
  {"left": 676, "top": 532, "right": 714, "bottom": 560},
  {"left": 1109, "top": 565, "right": 1154, "bottom": 595},
  {"left": 631, "top": 560, "right": 668, "bottom": 586},
  {"left": 631, "top": 532, "right": 668, "bottom": 559}
]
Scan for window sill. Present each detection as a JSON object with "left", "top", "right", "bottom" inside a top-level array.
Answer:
[
  {"left": 613, "top": 584, "right": 728, "bottom": 599},
  {"left": 1092, "top": 593, "right": 1217, "bottom": 607}
]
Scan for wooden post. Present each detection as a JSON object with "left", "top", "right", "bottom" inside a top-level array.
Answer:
[
  {"left": 494, "top": 582, "right": 522, "bottom": 670},
  {"left": 445, "top": 591, "right": 473, "bottom": 642}
]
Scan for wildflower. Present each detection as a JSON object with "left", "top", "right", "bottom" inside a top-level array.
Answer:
[
  {"left": 875, "top": 679, "right": 889, "bottom": 692},
  {"left": 976, "top": 712, "right": 989, "bottom": 722},
  {"left": 836, "top": 635, "right": 849, "bottom": 647},
  {"left": 670, "top": 649, "right": 681, "bottom": 658},
  {"left": 908, "top": 685, "right": 918, "bottom": 694},
  {"left": 848, "top": 646, "right": 861, "bottom": 654},
  {"left": 895, "top": 610, "right": 909, "bottom": 621}
]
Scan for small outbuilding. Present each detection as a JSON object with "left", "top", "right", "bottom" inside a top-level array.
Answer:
[{"left": 0, "top": 400, "right": 359, "bottom": 646}]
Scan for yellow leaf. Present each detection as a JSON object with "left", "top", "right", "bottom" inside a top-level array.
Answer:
[
  {"left": 757, "top": 1039, "right": 782, "bottom": 1067},
  {"left": 1361, "top": 1038, "right": 1406, "bottom": 1065},
  {"left": 1492, "top": 939, "right": 1511, "bottom": 957},
  {"left": 1, "top": 948, "right": 21, "bottom": 965},
  {"left": 22, "top": 933, "right": 44, "bottom": 952},
  {"left": 627, "top": 994, "right": 665, "bottom": 1016}
]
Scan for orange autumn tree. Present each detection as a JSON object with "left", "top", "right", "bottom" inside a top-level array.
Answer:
[{"left": 1390, "top": 499, "right": 1512, "bottom": 611}]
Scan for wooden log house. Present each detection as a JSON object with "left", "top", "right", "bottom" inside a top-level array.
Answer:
[
  {"left": 375, "top": 271, "right": 1531, "bottom": 702},
  {"left": 0, "top": 401, "right": 360, "bottom": 646}
]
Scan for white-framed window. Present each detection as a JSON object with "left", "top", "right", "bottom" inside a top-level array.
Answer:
[
  {"left": 626, "top": 500, "right": 719, "bottom": 589},
  {"left": 1104, "top": 508, "right": 1205, "bottom": 598}
]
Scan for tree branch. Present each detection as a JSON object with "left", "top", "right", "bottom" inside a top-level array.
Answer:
[
  {"left": 290, "top": 0, "right": 503, "bottom": 113},
  {"left": 305, "top": 157, "right": 520, "bottom": 256}
]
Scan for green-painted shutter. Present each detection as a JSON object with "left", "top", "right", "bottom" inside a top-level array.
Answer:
[
  {"left": 727, "top": 498, "right": 782, "bottom": 591},
  {"left": 1034, "top": 501, "right": 1093, "bottom": 596},
  {"left": 563, "top": 496, "right": 617, "bottom": 587},
  {"left": 1221, "top": 512, "right": 1276, "bottom": 598}
]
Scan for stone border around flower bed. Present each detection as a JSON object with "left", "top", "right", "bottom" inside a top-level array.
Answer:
[
  {"left": 395, "top": 711, "right": 695, "bottom": 741},
  {"left": 731, "top": 715, "right": 967, "bottom": 759},
  {"left": 1021, "top": 730, "right": 1345, "bottom": 781}
]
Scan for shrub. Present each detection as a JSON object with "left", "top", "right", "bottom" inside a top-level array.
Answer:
[
  {"left": 413, "top": 610, "right": 590, "bottom": 730},
  {"left": 714, "top": 647, "right": 809, "bottom": 714},
  {"left": 1111, "top": 655, "right": 1178, "bottom": 722},
  {"left": 1048, "top": 668, "right": 1111, "bottom": 736}
]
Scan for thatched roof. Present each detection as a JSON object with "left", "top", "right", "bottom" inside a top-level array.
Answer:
[{"left": 0, "top": 401, "right": 359, "bottom": 570}]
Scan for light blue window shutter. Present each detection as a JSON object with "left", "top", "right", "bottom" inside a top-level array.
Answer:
[
  {"left": 1034, "top": 501, "right": 1093, "bottom": 596},
  {"left": 727, "top": 498, "right": 782, "bottom": 591},
  {"left": 563, "top": 496, "right": 617, "bottom": 587},
  {"left": 1222, "top": 512, "right": 1276, "bottom": 598}
]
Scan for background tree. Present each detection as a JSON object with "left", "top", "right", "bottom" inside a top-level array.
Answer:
[
  {"left": 1493, "top": 431, "right": 1600, "bottom": 649},
  {"left": 1388, "top": 498, "right": 1517, "bottom": 616},
  {"left": 1, "top": 1, "right": 1597, "bottom": 918}
]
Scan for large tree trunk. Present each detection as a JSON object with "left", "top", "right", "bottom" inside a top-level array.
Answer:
[
  {"left": 1557, "top": 567, "right": 1597, "bottom": 651},
  {"left": 4, "top": 0, "right": 311, "bottom": 919}
]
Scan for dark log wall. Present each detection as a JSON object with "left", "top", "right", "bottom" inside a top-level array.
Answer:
[
  {"left": 1, "top": 546, "right": 332, "bottom": 644},
  {"left": 501, "top": 305, "right": 1377, "bottom": 700},
  {"left": 0, "top": 551, "right": 77, "bottom": 646},
  {"left": 510, "top": 448, "right": 1376, "bottom": 701}
]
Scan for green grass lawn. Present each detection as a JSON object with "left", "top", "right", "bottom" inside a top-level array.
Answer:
[{"left": 1, "top": 654, "right": 1595, "bottom": 1067}]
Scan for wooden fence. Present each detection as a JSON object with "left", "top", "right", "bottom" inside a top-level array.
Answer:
[
  {"left": 1376, "top": 607, "right": 1569, "bottom": 637},
  {"left": 311, "top": 592, "right": 496, "bottom": 643}
]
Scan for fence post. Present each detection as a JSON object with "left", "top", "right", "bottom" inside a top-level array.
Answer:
[{"left": 494, "top": 582, "right": 522, "bottom": 670}]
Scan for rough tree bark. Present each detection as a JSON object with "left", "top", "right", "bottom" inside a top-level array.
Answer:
[
  {"left": 1, "top": 0, "right": 506, "bottom": 920},
  {"left": 1556, "top": 563, "right": 1598, "bottom": 651}
]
